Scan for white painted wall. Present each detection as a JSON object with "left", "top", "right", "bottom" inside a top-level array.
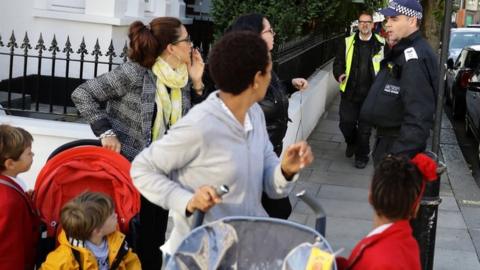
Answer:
[
  {"left": 0, "top": 63, "right": 339, "bottom": 190},
  {"left": 283, "top": 61, "right": 338, "bottom": 149}
]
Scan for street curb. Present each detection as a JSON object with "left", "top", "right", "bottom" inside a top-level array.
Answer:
[{"left": 440, "top": 116, "right": 480, "bottom": 259}]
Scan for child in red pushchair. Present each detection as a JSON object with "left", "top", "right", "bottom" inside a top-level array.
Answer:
[
  {"left": 33, "top": 140, "right": 141, "bottom": 268},
  {"left": 40, "top": 191, "right": 141, "bottom": 269}
]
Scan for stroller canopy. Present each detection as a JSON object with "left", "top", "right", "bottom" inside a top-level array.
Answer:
[
  {"left": 167, "top": 216, "right": 337, "bottom": 270},
  {"left": 34, "top": 143, "right": 140, "bottom": 236}
]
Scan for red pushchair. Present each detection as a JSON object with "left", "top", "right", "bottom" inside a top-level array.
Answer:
[{"left": 33, "top": 139, "right": 141, "bottom": 265}]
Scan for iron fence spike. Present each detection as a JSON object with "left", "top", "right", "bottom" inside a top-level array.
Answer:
[
  {"left": 106, "top": 39, "right": 117, "bottom": 57},
  {"left": 49, "top": 34, "right": 60, "bottom": 55},
  {"left": 63, "top": 36, "right": 73, "bottom": 54},
  {"left": 77, "top": 36, "right": 88, "bottom": 55},
  {"left": 35, "top": 33, "right": 46, "bottom": 52},
  {"left": 7, "top": 30, "right": 18, "bottom": 49},
  {"left": 91, "top": 38, "right": 102, "bottom": 57},
  {"left": 21, "top": 32, "right": 32, "bottom": 51},
  {"left": 119, "top": 40, "right": 128, "bottom": 62}
]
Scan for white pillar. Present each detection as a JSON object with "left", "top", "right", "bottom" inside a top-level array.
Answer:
[
  {"left": 169, "top": 0, "right": 187, "bottom": 19},
  {"left": 85, "top": 0, "right": 127, "bottom": 18},
  {"left": 124, "top": 0, "right": 145, "bottom": 17},
  {"left": 152, "top": 0, "right": 168, "bottom": 17}
]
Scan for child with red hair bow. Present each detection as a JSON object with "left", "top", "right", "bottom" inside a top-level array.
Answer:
[{"left": 336, "top": 153, "right": 438, "bottom": 270}]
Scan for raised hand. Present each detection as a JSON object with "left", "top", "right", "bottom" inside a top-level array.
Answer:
[
  {"left": 292, "top": 78, "right": 309, "bottom": 90},
  {"left": 281, "top": 141, "right": 314, "bottom": 179},
  {"left": 188, "top": 48, "right": 205, "bottom": 92}
]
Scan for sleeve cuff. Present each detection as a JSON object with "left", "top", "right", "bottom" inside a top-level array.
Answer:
[
  {"left": 274, "top": 165, "right": 299, "bottom": 188},
  {"left": 91, "top": 118, "right": 112, "bottom": 137},
  {"left": 168, "top": 188, "right": 195, "bottom": 217}
]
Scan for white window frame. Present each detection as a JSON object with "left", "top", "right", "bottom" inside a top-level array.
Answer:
[
  {"left": 48, "top": 0, "right": 85, "bottom": 13},
  {"left": 144, "top": 0, "right": 155, "bottom": 13}
]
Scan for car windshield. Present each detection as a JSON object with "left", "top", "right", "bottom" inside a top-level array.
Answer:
[{"left": 450, "top": 32, "right": 480, "bottom": 49}]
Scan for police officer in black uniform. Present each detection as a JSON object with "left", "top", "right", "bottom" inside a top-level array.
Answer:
[{"left": 360, "top": 0, "right": 438, "bottom": 165}]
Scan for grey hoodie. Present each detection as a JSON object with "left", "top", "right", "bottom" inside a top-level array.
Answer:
[{"left": 131, "top": 91, "right": 298, "bottom": 254}]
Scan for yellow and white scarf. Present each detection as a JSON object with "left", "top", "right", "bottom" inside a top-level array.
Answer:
[{"left": 151, "top": 56, "right": 188, "bottom": 140}]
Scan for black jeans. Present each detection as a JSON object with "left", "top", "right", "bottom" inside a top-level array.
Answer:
[
  {"left": 137, "top": 196, "right": 169, "bottom": 270},
  {"left": 339, "top": 98, "right": 372, "bottom": 162}
]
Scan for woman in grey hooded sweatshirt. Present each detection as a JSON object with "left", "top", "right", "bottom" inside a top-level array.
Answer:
[{"left": 131, "top": 31, "right": 313, "bottom": 255}]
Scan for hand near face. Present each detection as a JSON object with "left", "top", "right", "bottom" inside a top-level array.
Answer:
[
  {"left": 186, "top": 185, "right": 222, "bottom": 213},
  {"left": 281, "top": 141, "right": 314, "bottom": 179},
  {"left": 292, "top": 78, "right": 309, "bottom": 91},
  {"left": 188, "top": 48, "right": 205, "bottom": 85}
]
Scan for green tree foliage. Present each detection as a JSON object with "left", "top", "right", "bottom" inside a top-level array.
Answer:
[{"left": 211, "top": 0, "right": 385, "bottom": 42}]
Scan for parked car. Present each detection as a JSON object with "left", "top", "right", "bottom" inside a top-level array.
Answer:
[
  {"left": 446, "top": 45, "right": 480, "bottom": 118},
  {"left": 449, "top": 28, "right": 480, "bottom": 61},
  {"left": 465, "top": 66, "right": 480, "bottom": 159}
]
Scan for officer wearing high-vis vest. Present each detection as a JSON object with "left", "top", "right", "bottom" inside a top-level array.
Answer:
[
  {"left": 333, "top": 10, "right": 385, "bottom": 169},
  {"left": 360, "top": 0, "right": 438, "bottom": 166}
]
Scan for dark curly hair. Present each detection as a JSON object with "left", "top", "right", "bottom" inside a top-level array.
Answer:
[
  {"left": 208, "top": 31, "right": 270, "bottom": 95},
  {"left": 370, "top": 155, "right": 423, "bottom": 220},
  {"left": 128, "top": 17, "right": 182, "bottom": 68}
]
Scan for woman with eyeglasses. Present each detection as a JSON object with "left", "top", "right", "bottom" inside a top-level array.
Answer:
[
  {"left": 71, "top": 17, "right": 205, "bottom": 270},
  {"left": 225, "top": 13, "right": 309, "bottom": 220}
]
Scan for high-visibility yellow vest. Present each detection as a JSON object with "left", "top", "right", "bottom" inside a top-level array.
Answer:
[{"left": 339, "top": 34, "right": 385, "bottom": 92}]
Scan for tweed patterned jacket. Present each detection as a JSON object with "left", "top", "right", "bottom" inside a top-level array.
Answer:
[{"left": 72, "top": 61, "right": 201, "bottom": 161}]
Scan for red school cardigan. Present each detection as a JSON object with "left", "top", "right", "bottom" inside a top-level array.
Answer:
[
  {"left": 337, "top": 220, "right": 421, "bottom": 270},
  {"left": 0, "top": 174, "right": 40, "bottom": 270}
]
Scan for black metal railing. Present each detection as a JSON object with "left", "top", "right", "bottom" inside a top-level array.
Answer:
[
  {"left": 274, "top": 30, "right": 344, "bottom": 81},
  {"left": 0, "top": 31, "right": 127, "bottom": 120}
]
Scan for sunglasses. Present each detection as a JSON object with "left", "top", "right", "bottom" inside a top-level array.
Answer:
[
  {"left": 172, "top": 35, "right": 192, "bottom": 45},
  {"left": 262, "top": 28, "right": 275, "bottom": 36}
]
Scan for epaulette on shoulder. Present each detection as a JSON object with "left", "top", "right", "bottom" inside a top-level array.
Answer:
[{"left": 404, "top": 47, "right": 418, "bottom": 62}]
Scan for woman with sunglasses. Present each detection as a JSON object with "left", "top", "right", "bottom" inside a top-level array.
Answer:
[
  {"left": 226, "top": 13, "right": 309, "bottom": 220},
  {"left": 71, "top": 17, "right": 205, "bottom": 270}
]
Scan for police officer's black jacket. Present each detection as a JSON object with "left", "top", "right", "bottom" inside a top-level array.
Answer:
[{"left": 360, "top": 31, "right": 438, "bottom": 157}]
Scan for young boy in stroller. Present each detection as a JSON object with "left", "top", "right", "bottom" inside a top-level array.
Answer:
[{"left": 40, "top": 191, "right": 141, "bottom": 269}]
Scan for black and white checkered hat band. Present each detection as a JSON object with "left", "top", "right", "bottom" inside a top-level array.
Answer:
[{"left": 389, "top": 1, "right": 423, "bottom": 19}]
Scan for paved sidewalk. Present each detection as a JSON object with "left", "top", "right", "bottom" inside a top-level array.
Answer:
[{"left": 288, "top": 95, "right": 480, "bottom": 269}]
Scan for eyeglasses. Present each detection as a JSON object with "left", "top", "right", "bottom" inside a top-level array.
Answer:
[
  {"left": 262, "top": 28, "right": 276, "bottom": 36},
  {"left": 172, "top": 35, "right": 192, "bottom": 45},
  {"left": 359, "top": 21, "right": 373, "bottom": 24}
]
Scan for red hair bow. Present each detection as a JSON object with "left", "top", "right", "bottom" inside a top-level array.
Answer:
[{"left": 410, "top": 153, "right": 437, "bottom": 182}]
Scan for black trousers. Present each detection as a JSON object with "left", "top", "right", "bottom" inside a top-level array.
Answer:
[
  {"left": 261, "top": 144, "right": 292, "bottom": 219},
  {"left": 339, "top": 97, "right": 372, "bottom": 162},
  {"left": 372, "top": 135, "right": 397, "bottom": 167},
  {"left": 137, "top": 196, "right": 169, "bottom": 270}
]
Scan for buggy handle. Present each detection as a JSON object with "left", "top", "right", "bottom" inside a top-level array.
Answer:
[
  {"left": 296, "top": 190, "right": 327, "bottom": 236},
  {"left": 191, "top": 185, "right": 229, "bottom": 229}
]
